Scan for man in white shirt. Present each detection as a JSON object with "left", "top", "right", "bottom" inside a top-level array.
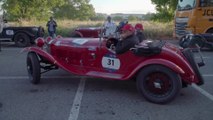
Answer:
[{"left": 103, "top": 16, "right": 116, "bottom": 37}]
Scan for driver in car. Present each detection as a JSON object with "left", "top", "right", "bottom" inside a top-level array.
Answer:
[{"left": 115, "top": 24, "right": 139, "bottom": 54}]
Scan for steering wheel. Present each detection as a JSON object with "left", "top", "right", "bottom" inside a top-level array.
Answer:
[{"left": 106, "top": 38, "right": 118, "bottom": 49}]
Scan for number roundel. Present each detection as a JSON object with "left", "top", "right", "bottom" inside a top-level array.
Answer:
[{"left": 101, "top": 56, "right": 121, "bottom": 70}]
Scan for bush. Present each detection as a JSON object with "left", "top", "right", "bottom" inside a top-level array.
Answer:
[{"left": 9, "top": 20, "right": 174, "bottom": 39}]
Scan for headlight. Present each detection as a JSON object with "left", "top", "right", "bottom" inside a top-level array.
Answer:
[
  {"left": 32, "top": 27, "right": 38, "bottom": 31},
  {"left": 35, "top": 37, "right": 45, "bottom": 47}
]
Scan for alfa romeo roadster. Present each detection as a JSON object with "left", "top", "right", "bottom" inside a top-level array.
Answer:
[
  {"left": 23, "top": 36, "right": 205, "bottom": 104},
  {"left": 70, "top": 27, "right": 101, "bottom": 38}
]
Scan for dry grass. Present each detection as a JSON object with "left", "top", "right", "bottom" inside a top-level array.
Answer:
[{"left": 9, "top": 20, "right": 174, "bottom": 39}]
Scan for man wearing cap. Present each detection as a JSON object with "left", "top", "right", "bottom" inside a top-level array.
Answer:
[
  {"left": 135, "top": 23, "right": 146, "bottom": 42},
  {"left": 115, "top": 24, "right": 139, "bottom": 54}
]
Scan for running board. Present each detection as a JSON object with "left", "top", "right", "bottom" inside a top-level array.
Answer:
[{"left": 86, "top": 71, "right": 124, "bottom": 79}]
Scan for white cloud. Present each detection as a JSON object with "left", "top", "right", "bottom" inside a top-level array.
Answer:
[{"left": 90, "top": 0, "right": 156, "bottom": 14}]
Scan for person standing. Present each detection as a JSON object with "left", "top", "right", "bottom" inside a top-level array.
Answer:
[
  {"left": 46, "top": 17, "right": 57, "bottom": 38},
  {"left": 103, "top": 16, "right": 116, "bottom": 37}
]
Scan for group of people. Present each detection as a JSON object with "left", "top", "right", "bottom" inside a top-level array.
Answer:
[
  {"left": 46, "top": 16, "right": 146, "bottom": 55},
  {"left": 103, "top": 16, "right": 146, "bottom": 54}
]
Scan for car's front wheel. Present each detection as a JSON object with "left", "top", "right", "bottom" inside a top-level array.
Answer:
[
  {"left": 14, "top": 33, "right": 30, "bottom": 47},
  {"left": 137, "top": 65, "right": 182, "bottom": 104},
  {"left": 27, "top": 52, "right": 41, "bottom": 84}
]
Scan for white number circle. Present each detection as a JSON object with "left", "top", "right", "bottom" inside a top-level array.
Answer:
[{"left": 102, "top": 56, "right": 120, "bottom": 70}]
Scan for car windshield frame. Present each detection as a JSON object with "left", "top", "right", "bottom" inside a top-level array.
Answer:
[{"left": 177, "top": 0, "right": 196, "bottom": 11}]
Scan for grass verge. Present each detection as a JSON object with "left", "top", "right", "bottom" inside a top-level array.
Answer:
[{"left": 10, "top": 20, "right": 174, "bottom": 39}]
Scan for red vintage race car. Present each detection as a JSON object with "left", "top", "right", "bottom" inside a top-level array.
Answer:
[
  {"left": 23, "top": 36, "right": 205, "bottom": 104},
  {"left": 70, "top": 27, "right": 102, "bottom": 38}
]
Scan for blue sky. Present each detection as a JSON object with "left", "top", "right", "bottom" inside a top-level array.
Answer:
[{"left": 89, "top": 0, "right": 156, "bottom": 14}]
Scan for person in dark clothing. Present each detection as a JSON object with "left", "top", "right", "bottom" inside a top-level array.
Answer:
[
  {"left": 46, "top": 16, "right": 57, "bottom": 38},
  {"left": 135, "top": 23, "right": 146, "bottom": 42},
  {"left": 115, "top": 24, "right": 139, "bottom": 54}
]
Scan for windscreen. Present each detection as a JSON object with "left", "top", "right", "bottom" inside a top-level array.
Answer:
[{"left": 177, "top": 0, "right": 196, "bottom": 11}]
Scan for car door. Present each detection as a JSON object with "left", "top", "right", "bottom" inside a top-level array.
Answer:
[{"left": 95, "top": 44, "right": 142, "bottom": 77}]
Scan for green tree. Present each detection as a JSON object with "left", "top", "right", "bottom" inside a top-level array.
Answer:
[
  {"left": 0, "top": 0, "right": 65, "bottom": 20},
  {"left": 142, "top": 12, "right": 155, "bottom": 21},
  {"left": 112, "top": 16, "right": 123, "bottom": 22},
  {"left": 54, "top": 0, "right": 95, "bottom": 20},
  {"left": 128, "top": 15, "right": 138, "bottom": 21},
  {"left": 0, "top": 0, "right": 95, "bottom": 21},
  {"left": 90, "top": 13, "right": 107, "bottom": 21},
  {"left": 151, "top": 0, "right": 178, "bottom": 22}
]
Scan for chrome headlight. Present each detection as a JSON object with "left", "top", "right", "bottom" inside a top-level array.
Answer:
[{"left": 32, "top": 27, "right": 38, "bottom": 31}]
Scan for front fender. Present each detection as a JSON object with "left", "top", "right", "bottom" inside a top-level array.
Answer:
[
  {"left": 22, "top": 47, "right": 71, "bottom": 72},
  {"left": 14, "top": 30, "right": 35, "bottom": 37},
  {"left": 22, "top": 47, "right": 56, "bottom": 64},
  {"left": 12, "top": 31, "right": 35, "bottom": 43}
]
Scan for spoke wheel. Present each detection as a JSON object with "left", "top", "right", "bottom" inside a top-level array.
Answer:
[
  {"left": 137, "top": 65, "right": 182, "bottom": 104},
  {"left": 27, "top": 52, "right": 41, "bottom": 84},
  {"left": 14, "top": 33, "right": 30, "bottom": 47}
]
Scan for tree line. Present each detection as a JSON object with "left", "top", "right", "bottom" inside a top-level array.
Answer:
[
  {"left": 0, "top": 0, "right": 178, "bottom": 22},
  {"left": 0, "top": 0, "right": 95, "bottom": 21},
  {"left": 151, "top": 0, "right": 178, "bottom": 22}
]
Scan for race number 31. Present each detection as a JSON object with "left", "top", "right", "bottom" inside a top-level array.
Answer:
[{"left": 102, "top": 56, "right": 120, "bottom": 70}]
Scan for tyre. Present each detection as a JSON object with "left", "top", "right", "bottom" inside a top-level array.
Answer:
[
  {"left": 137, "top": 65, "right": 182, "bottom": 104},
  {"left": 27, "top": 52, "right": 41, "bottom": 84},
  {"left": 14, "top": 33, "right": 30, "bottom": 47}
]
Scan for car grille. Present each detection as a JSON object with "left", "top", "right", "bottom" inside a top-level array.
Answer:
[{"left": 175, "top": 22, "right": 188, "bottom": 37}]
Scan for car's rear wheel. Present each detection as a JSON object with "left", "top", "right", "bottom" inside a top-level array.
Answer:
[
  {"left": 137, "top": 65, "right": 182, "bottom": 104},
  {"left": 14, "top": 33, "right": 30, "bottom": 47},
  {"left": 27, "top": 52, "right": 41, "bottom": 84}
]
